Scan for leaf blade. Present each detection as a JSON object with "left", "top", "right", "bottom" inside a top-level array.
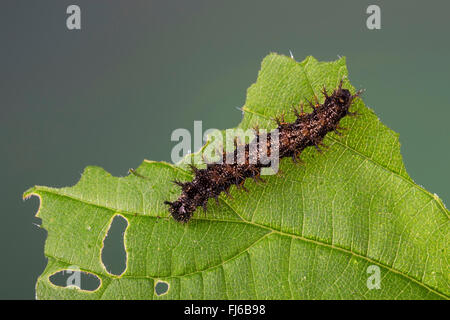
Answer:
[{"left": 25, "top": 53, "right": 449, "bottom": 299}]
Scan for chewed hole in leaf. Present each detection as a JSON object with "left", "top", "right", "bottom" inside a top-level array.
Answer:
[
  {"left": 101, "top": 214, "right": 128, "bottom": 276},
  {"left": 49, "top": 269, "right": 101, "bottom": 291},
  {"left": 154, "top": 280, "right": 169, "bottom": 296}
]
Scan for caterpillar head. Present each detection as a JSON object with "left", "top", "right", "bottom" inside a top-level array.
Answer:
[{"left": 164, "top": 200, "right": 193, "bottom": 223}]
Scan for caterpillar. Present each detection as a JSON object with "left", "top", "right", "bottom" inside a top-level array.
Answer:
[{"left": 164, "top": 80, "right": 362, "bottom": 223}]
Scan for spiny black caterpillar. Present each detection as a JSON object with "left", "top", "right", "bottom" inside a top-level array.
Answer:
[{"left": 164, "top": 80, "right": 362, "bottom": 223}]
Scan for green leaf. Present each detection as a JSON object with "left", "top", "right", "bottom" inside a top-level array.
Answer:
[{"left": 24, "top": 53, "right": 449, "bottom": 300}]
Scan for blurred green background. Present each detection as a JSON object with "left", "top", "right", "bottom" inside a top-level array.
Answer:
[{"left": 1, "top": 0, "right": 448, "bottom": 299}]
